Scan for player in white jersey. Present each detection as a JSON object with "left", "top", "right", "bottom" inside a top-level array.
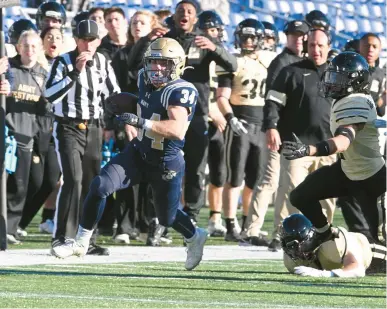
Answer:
[
  {"left": 281, "top": 52, "right": 386, "bottom": 254},
  {"left": 281, "top": 214, "right": 387, "bottom": 277}
]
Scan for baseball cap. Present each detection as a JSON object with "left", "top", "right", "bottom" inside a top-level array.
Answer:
[
  {"left": 283, "top": 20, "right": 309, "bottom": 35},
  {"left": 76, "top": 20, "right": 99, "bottom": 39}
]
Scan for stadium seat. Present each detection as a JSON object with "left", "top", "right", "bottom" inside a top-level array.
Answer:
[
  {"left": 264, "top": 0, "right": 278, "bottom": 13},
  {"left": 112, "top": 0, "right": 127, "bottom": 6},
  {"left": 259, "top": 14, "right": 275, "bottom": 24},
  {"left": 94, "top": 0, "right": 111, "bottom": 8},
  {"left": 357, "top": 4, "right": 370, "bottom": 18},
  {"left": 371, "top": 20, "right": 384, "bottom": 33},
  {"left": 127, "top": 0, "right": 143, "bottom": 7},
  {"left": 126, "top": 8, "right": 138, "bottom": 20},
  {"left": 334, "top": 17, "right": 345, "bottom": 32},
  {"left": 290, "top": 1, "right": 304, "bottom": 15},
  {"left": 357, "top": 18, "right": 372, "bottom": 33},
  {"left": 303, "top": 2, "right": 315, "bottom": 14},
  {"left": 277, "top": 0, "right": 290, "bottom": 14},
  {"left": 344, "top": 18, "right": 358, "bottom": 33},
  {"left": 5, "top": 6, "right": 21, "bottom": 18},
  {"left": 158, "top": 0, "right": 173, "bottom": 8},
  {"left": 344, "top": 3, "right": 355, "bottom": 16},
  {"left": 143, "top": 0, "right": 159, "bottom": 8},
  {"left": 242, "top": 12, "right": 257, "bottom": 20},
  {"left": 230, "top": 12, "right": 244, "bottom": 27},
  {"left": 369, "top": 4, "right": 382, "bottom": 18},
  {"left": 315, "top": 3, "right": 328, "bottom": 15}
]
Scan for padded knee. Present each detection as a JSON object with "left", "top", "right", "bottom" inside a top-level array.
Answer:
[
  {"left": 289, "top": 188, "right": 303, "bottom": 209},
  {"left": 89, "top": 174, "right": 114, "bottom": 199}
]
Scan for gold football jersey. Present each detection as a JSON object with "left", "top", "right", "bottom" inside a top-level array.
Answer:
[
  {"left": 229, "top": 54, "right": 268, "bottom": 107},
  {"left": 331, "top": 93, "right": 385, "bottom": 180},
  {"left": 318, "top": 228, "right": 372, "bottom": 270}
]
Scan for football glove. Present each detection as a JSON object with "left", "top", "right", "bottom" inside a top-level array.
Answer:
[
  {"left": 282, "top": 133, "right": 310, "bottom": 160},
  {"left": 117, "top": 113, "right": 145, "bottom": 128},
  {"left": 294, "top": 266, "right": 333, "bottom": 278},
  {"left": 229, "top": 117, "right": 248, "bottom": 135}
]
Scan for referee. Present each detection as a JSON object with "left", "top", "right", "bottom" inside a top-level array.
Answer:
[{"left": 45, "top": 20, "right": 120, "bottom": 254}]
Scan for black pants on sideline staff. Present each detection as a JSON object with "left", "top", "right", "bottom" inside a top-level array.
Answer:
[
  {"left": 7, "top": 146, "right": 33, "bottom": 236},
  {"left": 183, "top": 115, "right": 209, "bottom": 221},
  {"left": 53, "top": 118, "right": 102, "bottom": 241},
  {"left": 290, "top": 160, "right": 386, "bottom": 241},
  {"left": 208, "top": 122, "right": 226, "bottom": 188},
  {"left": 19, "top": 139, "right": 61, "bottom": 230}
]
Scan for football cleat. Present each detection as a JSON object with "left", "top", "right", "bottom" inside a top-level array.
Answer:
[
  {"left": 300, "top": 226, "right": 339, "bottom": 253},
  {"left": 185, "top": 228, "right": 208, "bottom": 271},
  {"left": 51, "top": 238, "right": 87, "bottom": 258}
]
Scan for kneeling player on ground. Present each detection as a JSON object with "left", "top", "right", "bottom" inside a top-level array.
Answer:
[{"left": 281, "top": 214, "right": 387, "bottom": 277}]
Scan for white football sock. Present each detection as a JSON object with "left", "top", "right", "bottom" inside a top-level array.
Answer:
[{"left": 76, "top": 225, "right": 93, "bottom": 246}]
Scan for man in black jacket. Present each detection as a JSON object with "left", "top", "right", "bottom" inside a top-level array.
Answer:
[
  {"left": 97, "top": 7, "right": 127, "bottom": 61},
  {"left": 242, "top": 20, "right": 309, "bottom": 248},
  {"left": 264, "top": 29, "right": 336, "bottom": 250},
  {"left": 123, "top": 0, "right": 237, "bottom": 222}
]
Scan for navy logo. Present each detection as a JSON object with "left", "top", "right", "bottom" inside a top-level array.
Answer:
[{"left": 162, "top": 169, "right": 177, "bottom": 181}]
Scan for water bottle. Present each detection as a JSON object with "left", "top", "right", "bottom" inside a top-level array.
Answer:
[{"left": 101, "top": 143, "right": 111, "bottom": 168}]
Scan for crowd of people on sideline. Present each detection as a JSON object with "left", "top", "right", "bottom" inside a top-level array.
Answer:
[{"left": 0, "top": 0, "right": 386, "bottom": 273}]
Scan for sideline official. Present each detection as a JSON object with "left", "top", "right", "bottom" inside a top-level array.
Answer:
[{"left": 45, "top": 20, "right": 120, "bottom": 254}]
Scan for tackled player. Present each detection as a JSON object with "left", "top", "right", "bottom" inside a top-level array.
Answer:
[{"left": 281, "top": 214, "right": 387, "bottom": 278}]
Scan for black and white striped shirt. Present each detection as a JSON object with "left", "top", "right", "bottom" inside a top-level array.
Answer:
[{"left": 45, "top": 49, "right": 120, "bottom": 119}]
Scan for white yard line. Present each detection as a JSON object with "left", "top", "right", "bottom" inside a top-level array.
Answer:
[
  {"left": 0, "top": 292, "right": 376, "bottom": 309},
  {"left": 0, "top": 245, "right": 282, "bottom": 267}
]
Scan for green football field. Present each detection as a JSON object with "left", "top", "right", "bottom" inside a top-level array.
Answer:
[
  {"left": 0, "top": 208, "right": 386, "bottom": 308},
  {"left": 0, "top": 259, "right": 385, "bottom": 308}
]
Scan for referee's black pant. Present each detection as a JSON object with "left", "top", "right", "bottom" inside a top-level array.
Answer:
[
  {"left": 290, "top": 160, "right": 386, "bottom": 241},
  {"left": 183, "top": 115, "right": 209, "bottom": 222},
  {"left": 53, "top": 118, "right": 102, "bottom": 240}
]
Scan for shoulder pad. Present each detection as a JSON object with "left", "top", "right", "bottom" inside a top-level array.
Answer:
[
  {"left": 317, "top": 227, "right": 348, "bottom": 270},
  {"left": 333, "top": 94, "right": 373, "bottom": 126},
  {"left": 162, "top": 82, "right": 198, "bottom": 109}
]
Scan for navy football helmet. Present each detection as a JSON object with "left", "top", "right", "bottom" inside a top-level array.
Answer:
[
  {"left": 280, "top": 214, "right": 317, "bottom": 261},
  {"left": 36, "top": 2, "right": 67, "bottom": 30},
  {"left": 321, "top": 51, "right": 370, "bottom": 99},
  {"left": 197, "top": 10, "right": 224, "bottom": 41}
]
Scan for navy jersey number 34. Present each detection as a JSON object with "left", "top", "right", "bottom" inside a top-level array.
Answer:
[{"left": 135, "top": 69, "right": 198, "bottom": 161}]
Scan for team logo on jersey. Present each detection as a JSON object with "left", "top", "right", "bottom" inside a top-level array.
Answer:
[{"left": 162, "top": 169, "right": 177, "bottom": 181}]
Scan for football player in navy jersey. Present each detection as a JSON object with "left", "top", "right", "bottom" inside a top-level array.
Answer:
[{"left": 51, "top": 38, "right": 208, "bottom": 271}]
